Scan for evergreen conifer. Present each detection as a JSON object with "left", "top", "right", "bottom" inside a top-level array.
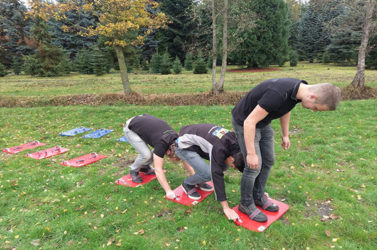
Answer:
[
  {"left": 160, "top": 52, "right": 172, "bottom": 74},
  {"left": 150, "top": 53, "right": 162, "bottom": 73},
  {"left": 0, "top": 63, "right": 8, "bottom": 77},
  {"left": 172, "top": 56, "right": 182, "bottom": 74},
  {"left": 184, "top": 53, "right": 193, "bottom": 71},
  {"left": 193, "top": 55, "right": 208, "bottom": 74},
  {"left": 12, "top": 56, "right": 23, "bottom": 75}
]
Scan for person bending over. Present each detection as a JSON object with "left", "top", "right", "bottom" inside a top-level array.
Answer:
[
  {"left": 124, "top": 114, "right": 193, "bottom": 199},
  {"left": 232, "top": 78, "right": 341, "bottom": 222},
  {"left": 175, "top": 123, "right": 245, "bottom": 221}
]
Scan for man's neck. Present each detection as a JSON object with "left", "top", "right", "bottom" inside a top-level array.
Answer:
[{"left": 296, "top": 83, "right": 308, "bottom": 100}]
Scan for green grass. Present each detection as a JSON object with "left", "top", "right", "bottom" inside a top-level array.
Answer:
[
  {"left": 1, "top": 101, "right": 377, "bottom": 249},
  {"left": 1, "top": 63, "right": 377, "bottom": 97}
]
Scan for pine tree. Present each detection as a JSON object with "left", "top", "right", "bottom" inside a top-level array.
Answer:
[
  {"left": 193, "top": 55, "right": 208, "bottom": 74},
  {"left": 150, "top": 53, "right": 162, "bottom": 73},
  {"left": 160, "top": 52, "right": 172, "bottom": 74},
  {"left": 229, "top": 0, "right": 290, "bottom": 68},
  {"left": 12, "top": 56, "right": 23, "bottom": 75},
  {"left": 50, "top": 0, "right": 98, "bottom": 58},
  {"left": 172, "top": 56, "right": 182, "bottom": 74},
  {"left": 156, "top": 0, "right": 196, "bottom": 61},
  {"left": 74, "top": 49, "right": 93, "bottom": 74},
  {"left": 0, "top": 0, "right": 32, "bottom": 67},
  {"left": 184, "top": 52, "right": 193, "bottom": 71},
  {"left": 289, "top": 51, "right": 298, "bottom": 67},
  {"left": 91, "top": 49, "right": 107, "bottom": 76},
  {"left": 0, "top": 63, "right": 8, "bottom": 77},
  {"left": 23, "top": 55, "right": 42, "bottom": 76}
]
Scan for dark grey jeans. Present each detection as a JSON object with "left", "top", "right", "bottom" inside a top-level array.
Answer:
[
  {"left": 175, "top": 147, "right": 211, "bottom": 185},
  {"left": 232, "top": 118, "right": 275, "bottom": 207}
]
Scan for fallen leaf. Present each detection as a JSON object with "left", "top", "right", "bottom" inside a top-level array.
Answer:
[
  {"left": 184, "top": 208, "right": 192, "bottom": 216},
  {"left": 31, "top": 239, "right": 40, "bottom": 247},
  {"left": 325, "top": 230, "right": 331, "bottom": 237},
  {"left": 107, "top": 238, "right": 115, "bottom": 246}
]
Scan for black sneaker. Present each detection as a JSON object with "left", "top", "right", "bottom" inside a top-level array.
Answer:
[
  {"left": 255, "top": 196, "right": 279, "bottom": 212},
  {"left": 139, "top": 165, "right": 155, "bottom": 175},
  {"left": 196, "top": 183, "right": 214, "bottom": 192},
  {"left": 238, "top": 203, "right": 267, "bottom": 222},
  {"left": 129, "top": 169, "right": 142, "bottom": 183},
  {"left": 182, "top": 182, "right": 201, "bottom": 200}
]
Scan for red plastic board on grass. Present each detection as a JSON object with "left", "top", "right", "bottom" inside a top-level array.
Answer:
[
  {"left": 3, "top": 141, "right": 46, "bottom": 154},
  {"left": 165, "top": 182, "right": 214, "bottom": 206},
  {"left": 115, "top": 170, "right": 165, "bottom": 188},
  {"left": 26, "top": 146, "right": 69, "bottom": 159},
  {"left": 233, "top": 198, "right": 289, "bottom": 232},
  {"left": 61, "top": 153, "right": 106, "bottom": 167}
]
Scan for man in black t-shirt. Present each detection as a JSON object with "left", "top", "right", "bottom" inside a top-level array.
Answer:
[
  {"left": 124, "top": 114, "right": 192, "bottom": 199},
  {"left": 232, "top": 78, "right": 341, "bottom": 222},
  {"left": 175, "top": 124, "right": 245, "bottom": 221}
]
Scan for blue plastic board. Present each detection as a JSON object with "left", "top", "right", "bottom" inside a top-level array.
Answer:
[
  {"left": 117, "top": 136, "right": 129, "bottom": 142},
  {"left": 82, "top": 129, "right": 113, "bottom": 138},
  {"left": 60, "top": 127, "right": 92, "bottom": 136}
]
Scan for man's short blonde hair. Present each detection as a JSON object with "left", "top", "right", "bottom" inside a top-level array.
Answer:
[{"left": 309, "top": 83, "right": 341, "bottom": 110}]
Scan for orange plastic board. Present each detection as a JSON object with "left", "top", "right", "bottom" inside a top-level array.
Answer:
[
  {"left": 115, "top": 170, "right": 165, "bottom": 188},
  {"left": 165, "top": 182, "right": 214, "bottom": 206},
  {"left": 61, "top": 153, "right": 106, "bottom": 167},
  {"left": 233, "top": 198, "right": 289, "bottom": 232},
  {"left": 3, "top": 141, "right": 46, "bottom": 154},
  {"left": 26, "top": 146, "right": 69, "bottom": 159}
]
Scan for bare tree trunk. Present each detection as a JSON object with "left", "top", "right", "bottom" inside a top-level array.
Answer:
[
  {"left": 212, "top": 0, "right": 228, "bottom": 95},
  {"left": 217, "top": 0, "right": 228, "bottom": 94},
  {"left": 351, "top": 0, "right": 376, "bottom": 89},
  {"left": 114, "top": 45, "right": 131, "bottom": 94},
  {"left": 211, "top": 0, "right": 218, "bottom": 94}
]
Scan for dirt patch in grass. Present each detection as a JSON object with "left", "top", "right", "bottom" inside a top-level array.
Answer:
[
  {"left": 0, "top": 91, "right": 247, "bottom": 107},
  {"left": 1, "top": 86, "right": 376, "bottom": 107},
  {"left": 341, "top": 85, "right": 377, "bottom": 100},
  {"left": 228, "top": 68, "right": 282, "bottom": 73}
]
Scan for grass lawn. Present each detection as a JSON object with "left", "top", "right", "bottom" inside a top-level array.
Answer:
[
  {"left": 0, "top": 63, "right": 376, "bottom": 249},
  {"left": 1, "top": 102, "right": 376, "bottom": 249},
  {"left": 1, "top": 63, "right": 377, "bottom": 97}
]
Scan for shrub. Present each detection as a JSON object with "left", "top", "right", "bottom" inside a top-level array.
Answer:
[
  {"left": 184, "top": 52, "right": 193, "bottom": 71},
  {"left": 12, "top": 57, "right": 23, "bottom": 75},
  {"left": 322, "top": 51, "right": 330, "bottom": 64},
  {"left": 0, "top": 63, "right": 8, "bottom": 77},
  {"left": 172, "top": 56, "right": 182, "bottom": 74},
  {"left": 150, "top": 53, "right": 162, "bottom": 73},
  {"left": 23, "top": 55, "right": 42, "bottom": 76},
  {"left": 35, "top": 45, "right": 67, "bottom": 76},
  {"left": 141, "top": 60, "right": 149, "bottom": 71},
  {"left": 160, "top": 52, "right": 171, "bottom": 74},
  {"left": 74, "top": 49, "right": 93, "bottom": 74},
  {"left": 57, "top": 56, "right": 72, "bottom": 75},
  {"left": 91, "top": 49, "right": 107, "bottom": 76},
  {"left": 193, "top": 55, "right": 208, "bottom": 74},
  {"left": 290, "top": 51, "right": 298, "bottom": 67},
  {"left": 207, "top": 56, "right": 212, "bottom": 69}
]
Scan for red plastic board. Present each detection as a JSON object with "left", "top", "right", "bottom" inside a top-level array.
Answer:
[
  {"left": 233, "top": 198, "right": 289, "bottom": 232},
  {"left": 3, "top": 141, "right": 46, "bottom": 154},
  {"left": 115, "top": 170, "right": 165, "bottom": 188},
  {"left": 165, "top": 182, "right": 214, "bottom": 206},
  {"left": 61, "top": 153, "right": 106, "bottom": 167},
  {"left": 26, "top": 146, "right": 69, "bottom": 159}
]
